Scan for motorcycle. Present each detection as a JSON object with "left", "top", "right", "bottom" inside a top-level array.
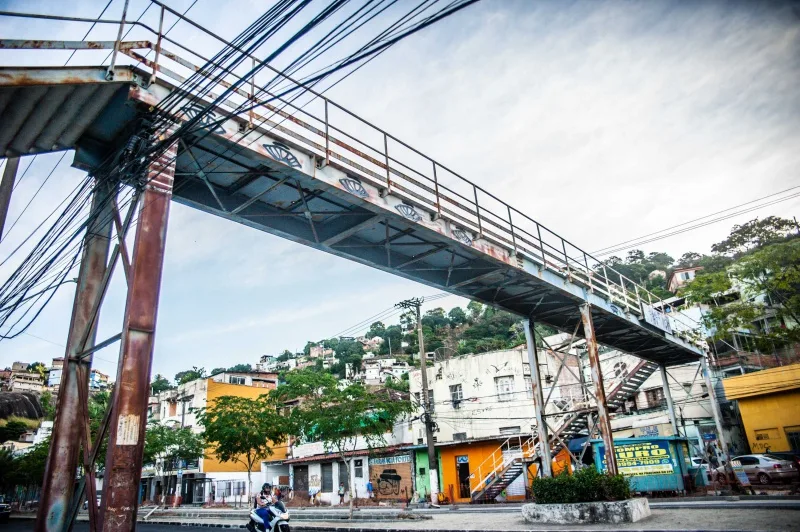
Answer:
[{"left": 247, "top": 500, "right": 290, "bottom": 532}]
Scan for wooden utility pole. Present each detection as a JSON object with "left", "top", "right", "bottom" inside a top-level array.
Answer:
[{"left": 396, "top": 297, "right": 439, "bottom": 505}]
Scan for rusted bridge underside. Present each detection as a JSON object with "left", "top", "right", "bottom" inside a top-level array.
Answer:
[{"left": 0, "top": 64, "right": 702, "bottom": 366}]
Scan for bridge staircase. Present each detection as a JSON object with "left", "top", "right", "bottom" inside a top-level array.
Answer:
[{"left": 469, "top": 356, "right": 660, "bottom": 502}]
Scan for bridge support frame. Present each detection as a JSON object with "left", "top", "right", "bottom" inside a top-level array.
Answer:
[
  {"left": 0, "top": 156, "right": 20, "bottom": 239},
  {"left": 580, "top": 303, "right": 618, "bottom": 475},
  {"left": 660, "top": 364, "right": 679, "bottom": 437},
  {"left": 101, "top": 139, "right": 177, "bottom": 532},
  {"left": 523, "top": 319, "right": 552, "bottom": 477},
  {"left": 36, "top": 179, "right": 114, "bottom": 532}
]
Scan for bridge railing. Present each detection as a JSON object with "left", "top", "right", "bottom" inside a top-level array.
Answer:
[{"left": 0, "top": 1, "right": 703, "bottom": 339}]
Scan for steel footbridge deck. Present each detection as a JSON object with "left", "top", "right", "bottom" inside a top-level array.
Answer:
[{"left": 0, "top": 18, "right": 703, "bottom": 367}]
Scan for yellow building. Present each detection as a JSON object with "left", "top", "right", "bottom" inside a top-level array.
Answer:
[{"left": 722, "top": 363, "right": 800, "bottom": 453}]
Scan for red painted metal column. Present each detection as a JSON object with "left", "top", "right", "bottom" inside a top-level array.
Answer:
[
  {"left": 101, "top": 139, "right": 176, "bottom": 532},
  {"left": 579, "top": 303, "right": 618, "bottom": 475},
  {"left": 0, "top": 157, "right": 21, "bottom": 239},
  {"left": 36, "top": 180, "right": 113, "bottom": 532}
]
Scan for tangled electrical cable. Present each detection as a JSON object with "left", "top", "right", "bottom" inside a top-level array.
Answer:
[{"left": 0, "top": 0, "right": 480, "bottom": 340}]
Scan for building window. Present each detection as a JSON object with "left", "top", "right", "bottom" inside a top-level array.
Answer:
[
  {"left": 499, "top": 426, "right": 521, "bottom": 435},
  {"left": 453, "top": 432, "right": 467, "bottom": 441},
  {"left": 644, "top": 388, "right": 665, "bottom": 408},
  {"left": 354, "top": 459, "right": 363, "bottom": 478},
  {"left": 229, "top": 376, "right": 246, "bottom": 385},
  {"left": 449, "top": 384, "right": 463, "bottom": 405},
  {"left": 495, "top": 376, "right": 514, "bottom": 402},
  {"left": 524, "top": 376, "right": 533, "bottom": 399}
]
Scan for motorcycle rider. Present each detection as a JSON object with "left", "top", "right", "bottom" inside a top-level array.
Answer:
[{"left": 247, "top": 483, "right": 273, "bottom": 532}]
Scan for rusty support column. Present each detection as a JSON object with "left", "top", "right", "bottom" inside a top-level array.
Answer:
[
  {"left": 579, "top": 303, "right": 618, "bottom": 475},
  {"left": 36, "top": 180, "right": 114, "bottom": 532},
  {"left": 0, "top": 157, "right": 20, "bottom": 239},
  {"left": 700, "top": 356, "right": 733, "bottom": 470},
  {"left": 101, "top": 139, "right": 176, "bottom": 532},
  {"left": 523, "top": 319, "right": 552, "bottom": 477}
]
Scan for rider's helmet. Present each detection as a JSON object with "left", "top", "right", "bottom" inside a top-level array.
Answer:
[{"left": 261, "top": 483, "right": 272, "bottom": 493}]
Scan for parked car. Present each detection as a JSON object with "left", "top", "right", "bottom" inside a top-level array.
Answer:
[
  {"left": 765, "top": 452, "right": 800, "bottom": 471},
  {"left": 690, "top": 457, "right": 711, "bottom": 479},
  {"left": 715, "top": 454, "right": 800, "bottom": 485},
  {"left": 0, "top": 495, "right": 11, "bottom": 523}
]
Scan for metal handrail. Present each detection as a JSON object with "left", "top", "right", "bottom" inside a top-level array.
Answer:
[{"left": 0, "top": 5, "right": 704, "bottom": 338}]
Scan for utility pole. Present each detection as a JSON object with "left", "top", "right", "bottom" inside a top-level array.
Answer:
[{"left": 396, "top": 297, "right": 439, "bottom": 505}]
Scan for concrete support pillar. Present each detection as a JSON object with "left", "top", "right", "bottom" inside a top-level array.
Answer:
[
  {"left": 0, "top": 157, "right": 20, "bottom": 239},
  {"left": 36, "top": 180, "right": 113, "bottom": 532},
  {"left": 101, "top": 139, "right": 176, "bottom": 532},
  {"left": 579, "top": 303, "right": 618, "bottom": 475},
  {"left": 660, "top": 364, "right": 679, "bottom": 437},
  {"left": 523, "top": 319, "right": 552, "bottom": 477}
]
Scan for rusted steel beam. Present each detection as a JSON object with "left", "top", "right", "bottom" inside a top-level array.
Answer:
[
  {"left": 0, "top": 157, "right": 20, "bottom": 239},
  {"left": 523, "top": 319, "right": 552, "bottom": 477},
  {"left": 36, "top": 180, "right": 113, "bottom": 532},
  {"left": 0, "top": 39, "right": 149, "bottom": 50},
  {"left": 101, "top": 139, "right": 176, "bottom": 532},
  {"left": 580, "top": 303, "right": 618, "bottom": 475}
]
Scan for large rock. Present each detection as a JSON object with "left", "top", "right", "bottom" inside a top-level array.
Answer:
[
  {"left": 0, "top": 391, "right": 44, "bottom": 420},
  {"left": 522, "top": 498, "right": 651, "bottom": 524}
]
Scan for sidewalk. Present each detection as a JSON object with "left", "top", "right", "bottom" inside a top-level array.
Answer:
[{"left": 127, "top": 508, "right": 800, "bottom": 531}]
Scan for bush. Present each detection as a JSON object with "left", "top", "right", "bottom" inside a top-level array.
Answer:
[{"left": 531, "top": 468, "right": 631, "bottom": 504}]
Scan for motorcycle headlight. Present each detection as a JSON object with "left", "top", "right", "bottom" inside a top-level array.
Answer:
[{"left": 280, "top": 512, "right": 289, "bottom": 520}]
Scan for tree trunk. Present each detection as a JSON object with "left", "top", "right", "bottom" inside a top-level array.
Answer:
[
  {"left": 344, "top": 457, "right": 354, "bottom": 519},
  {"left": 247, "top": 467, "right": 252, "bottom": 510}
]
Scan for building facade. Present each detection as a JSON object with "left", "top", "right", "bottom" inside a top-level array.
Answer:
[{"left": 143, "top": 371, "right": 281, "bottom": 505}]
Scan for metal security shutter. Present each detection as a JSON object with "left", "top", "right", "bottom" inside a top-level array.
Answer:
[{"left": 321, "top": 463, "right": 333, "bottom": 492}]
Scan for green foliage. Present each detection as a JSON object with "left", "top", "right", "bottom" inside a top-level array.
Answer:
[
  {"left": 210, "top": 368, "right": 226, "bottom": 376},
  {"left": 711, "top": 216, "right": 796, "bottom": 256},
  {"left": 175, "top": 366, "right": 206, "bottom": 385},
  {"left": 151, "top": 373, "right": 174, "bottom": 393},
  {"left": 142, "top": 420, "right": 205, "bottom": 471},
  {"left": 39, "top": 391, "right": 56, "bottom": 421},
  {"left": 531, "top": 468, "right": 631, "bottom": 504},
  {"left": 195, "top": 393, "right": 286, "bottom": 490},
  {"left": 26, "top": 362, "right": 46, "bottom": 377},
  {"left": 0, "top": 420, "right": 28, "bottom": 443},
  {"left": 600, "top": 250, "right": 674, "bottom": 297},
  {"left": 384, "top": 375, "right": 409, "bottom": 392},
  {"left": 227, "top": 363, "right": 253, "bottom": 372},
  {"left": 274, "top": 369, "right": 413, "bottom": 455},
  {"left": 88, "top": 391, "right": 111, "bottom": 470},
  {"left": 683, "top": 239, "right": 800, "bottom": 348}
]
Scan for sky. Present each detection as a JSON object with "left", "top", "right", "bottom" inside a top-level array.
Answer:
[{"left": 0, "top": 0, "right": 798, "bottom": 381}]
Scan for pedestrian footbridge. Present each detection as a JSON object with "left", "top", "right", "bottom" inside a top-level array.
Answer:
[{"left": 0, "top": 11, "right": 704, "bottom": 367}]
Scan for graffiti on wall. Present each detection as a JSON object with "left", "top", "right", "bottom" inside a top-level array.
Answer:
[
  {"left": 263, "top": 141, "right": 302, "bottom": 169},
  {"left": 309, "top": 475, "right": 321, "bottom": 489}
]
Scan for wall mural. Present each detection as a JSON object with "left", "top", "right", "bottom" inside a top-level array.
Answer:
[
  {"left": 395, "top": 203, "right": 423, "bottom": 222},
  {"left": 339, "top": 177, "right": 369, "bottom": 198},
  {"left": 180, "top": 102, "right": 226, "bottom": 134},
  {"left": 309, "top": 474, "right": 321, "bottom": 489},
  {"left": 263, "top": 141, "right": 302, "bottom": 169},
  {"left": 376, "top": 468, "right": 402, "bottom": 495}
]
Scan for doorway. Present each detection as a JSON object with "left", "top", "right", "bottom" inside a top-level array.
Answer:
[{"left": 456, "top": 456, "right": 470, "bottom": 499}]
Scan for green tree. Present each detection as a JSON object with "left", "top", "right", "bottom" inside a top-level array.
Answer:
[
  {"left": 273, "top": 369, "right": 413, "bottom": 517},
  {"left": 683, "top": 239, "right": 800, "bottom": 349},
  {"left": 0, "top": 420, "right": 28, "bottom": 443},
  {"left": 174, "top": 366, "right": 206, "bottom": 385},
  {"left": 227, "top": 363, "right": 253, "bottom": 372},
  {"left": 40, "top": 391, "right": 56, "bottom": 421},
  {"left": 366, "top": 321, "right": 386, "bottom": 339},
  {"left": 142, "top": 421, "right": 205, "bottom": 506},
  {"left": 447, "top": 307, "right": 467, "bottom": 326},
  {"left": 210, "top": 367, "right": 226, "bottom": 376},
  {"left": 195, "top": 394, "right": 286, "bottom": 505},
  {"left": 151, "top": 374, "right": 174, "bottom": 394},
  {"left": 711, "top": 216, "right": 797, "bottom": 256},
  {"left": 27, "top": 362, "right": 46, "bottom": 377},
  {"left": 88, "top": 391, "right": 111, "bottom": 470}
]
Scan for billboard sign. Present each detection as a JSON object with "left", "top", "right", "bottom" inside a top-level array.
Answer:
[
  {"left": 599, "top": 441, "right": 675, "bottom": 476},
  {"left": 641, "top": 304, "right": 673, "bottom": 334}
]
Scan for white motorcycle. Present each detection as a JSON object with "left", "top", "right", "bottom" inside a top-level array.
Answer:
[{"left": 248, "top": 501, "right": 290, "bottom": 532}]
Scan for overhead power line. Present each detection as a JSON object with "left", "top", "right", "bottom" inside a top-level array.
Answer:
[{"left": 592, "top": 186, "right": 800, "bottom": 257}]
